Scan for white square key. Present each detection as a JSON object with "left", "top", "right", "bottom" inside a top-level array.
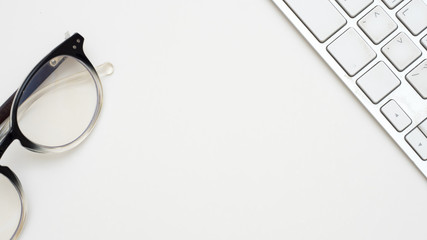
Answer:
[
  {"left": 382, "top": 32, "right": 421, "bottom": 71},
  {"left": 397, "top": 0, "right": 427, "bottom": 36},
  {"left": 407, "top": 60, "right": 427, "bottom": 98},
  {"left": 382, "top": 0, "right": 404, "bottom": 9},
  {"left": 422, "top": 35, "right": 427, "bottom": 50},
  {"left": 358, "top": 6, "right": 397, "bottom": 44},
  {"left": 381, "top": 100, "right": 411, "bottom": 131},
  {"left": 327, "top": 28, "right": 376, "bottom": 76},
  {"left": 284, "top": 0, "right": 347, "bottom": 42},
  {"left": 406, "top": 127, "right": 427, "bottom": 160},
  {"left": 336, "top": 0, "right": 373, "bottom": 17},
  {"left": 357, "top": 61, "right": 400, "bottom": 104}
]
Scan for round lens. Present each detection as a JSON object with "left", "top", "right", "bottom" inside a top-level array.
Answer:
[
  {"left": 0, "top": 172, "right": 23, "bottom": 239},
  {"left": 16, "top": 55, "right": 100, "bottom": 148}
]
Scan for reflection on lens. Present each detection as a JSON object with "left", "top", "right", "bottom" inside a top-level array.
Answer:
[
  {"left": 0, "top": 173, "right": 22, "bottom": 240},
  {"left": 17, "top": 55, "right": 99, "bottom": 148}
]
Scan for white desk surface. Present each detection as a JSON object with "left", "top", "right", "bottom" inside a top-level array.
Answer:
[{"left": 1, "top": 0, "right": 427, "bottom": 239}]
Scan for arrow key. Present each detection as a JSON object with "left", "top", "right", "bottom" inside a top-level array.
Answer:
[
  {"left": 406, "top": 127, "right": 427, "bottom": 160},
  {"left": 381, "top": 100, "right": 412, "bottom": 132}
]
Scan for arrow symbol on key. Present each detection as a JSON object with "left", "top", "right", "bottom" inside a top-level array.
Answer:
[
  {"left": 402, "top": 9, "right": 409, "bottom": 16},
  {"left": 419, "top": 143, "right": 423, "bottom": 147},
  {"left": 374, "top": 12, "right": 380, "bottom": 17},
  {"left": 395, "top": 113, "right": 399, "bottom": 117},
  {"left": 397, "top": 38, "right": 403, "bottom": 43}
]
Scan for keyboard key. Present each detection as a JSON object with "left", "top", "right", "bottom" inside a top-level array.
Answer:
[
  {"left": 407, "top": 60, "right": 427, "bottom": 99},
  {"left": 406, "top": 127, "right": 427, "bottom": 160},
  {"left": 357, "top": 61, "right": 400, "bottom": 103},
  {"left": 382, "top": 0, "right": 404, "bottom": 9},
  {"left": 327, "top": 28, "right": 376, "bottom": 76},
  {"left": 382, "top": 32, "right": 421, "bottom": 71},
  {"left": 422, "top": 35, "right": 427, "bottom": 50},
  {"left": 418, "top": 119, "right": 427, "bottom": 137},
  {"left": 396, "top": 0, "right": 427, "bottom": 36},
  {"left": 358, "top": 6, "right": 397, "bottom": 44},
  {"left": 284, "top": 0, "right": 347, "bottom": 42},
  {"left": 336, "top": 0, "right": 373, "bottom": 18},
  {"left": 381, "top": 100, "right": 411, "bottom": 131}
]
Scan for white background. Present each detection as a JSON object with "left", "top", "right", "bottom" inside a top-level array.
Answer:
[{"left": 0, "top": 0, "right": 427, "bottom": 239}]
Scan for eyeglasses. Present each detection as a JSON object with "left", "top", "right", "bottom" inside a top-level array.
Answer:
[{"left": 0, "top": 33, "right": 114, "bottom": 240}]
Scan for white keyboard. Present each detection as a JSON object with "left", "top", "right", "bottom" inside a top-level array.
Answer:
[{"left": 272, "top": 0, "right": 427, "bottom": 176}]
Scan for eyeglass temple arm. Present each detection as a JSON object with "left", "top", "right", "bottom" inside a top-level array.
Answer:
[
  {"left": 0, "top": 62, "right": 114, "bottom": 126},
  {"left": 0, "top": 93, "right": 14, "bottom": 126}
]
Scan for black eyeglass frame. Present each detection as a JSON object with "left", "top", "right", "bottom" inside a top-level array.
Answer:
[
  {"left": 0, "top": 33, "right": 103, "bottom": 157},
  {"left": 0, "top": 165, "right": 25, "bottom": 240},
  {"left": 0, "top": 33, "right": 104, "bottom": 240}
]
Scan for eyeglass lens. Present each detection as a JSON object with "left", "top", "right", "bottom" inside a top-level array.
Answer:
[
  {"left": 0, "top": 173, "right": 22, "bottom": 239},
  {"left": 17, "top": 55, "right": 98, "bottom": 148}
]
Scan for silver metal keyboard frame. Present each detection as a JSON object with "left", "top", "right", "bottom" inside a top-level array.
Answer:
[{"left": 272, "top": 0, "right": 427, "bottom": 176}]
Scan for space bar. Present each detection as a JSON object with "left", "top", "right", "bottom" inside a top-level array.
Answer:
[{"left": 284, "top": 0, "right": 347, "bottom": 42}]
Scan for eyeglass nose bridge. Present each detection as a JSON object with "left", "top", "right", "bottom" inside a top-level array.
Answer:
[{"left": 0, "top": 129, "right": 16, "bottom": 159}]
